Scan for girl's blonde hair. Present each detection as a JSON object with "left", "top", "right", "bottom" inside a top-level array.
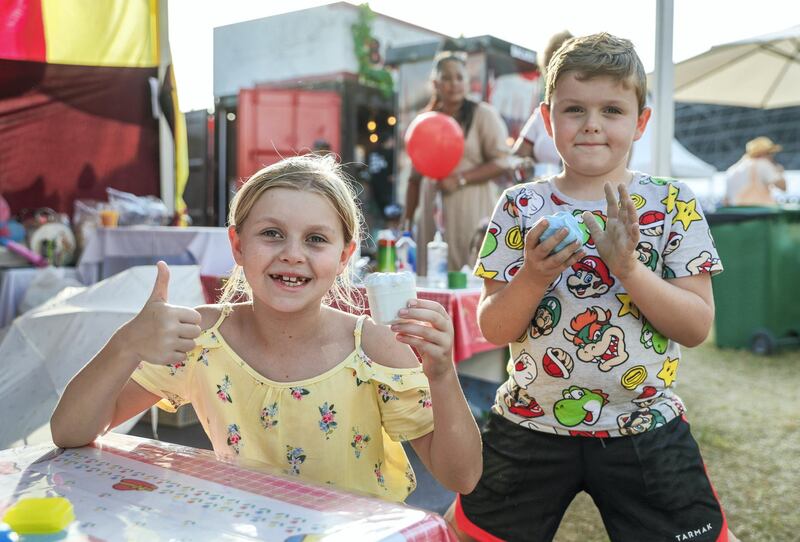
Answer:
[{"left": 219, "top": 154, "right": 364, "bottom": 312}]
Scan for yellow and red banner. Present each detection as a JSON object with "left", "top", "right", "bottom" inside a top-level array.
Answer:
[
  {"left": 1, "top": 0, "right": 158, "bottom": 67},
  {"left": 0, "top": 0, "right": 187, "bottom": 217}
]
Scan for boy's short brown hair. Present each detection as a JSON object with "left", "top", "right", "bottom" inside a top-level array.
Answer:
[{"left": 545, "top": 33, "right": 647, "bottom": 113}]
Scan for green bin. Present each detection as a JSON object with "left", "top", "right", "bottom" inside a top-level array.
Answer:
[{"left": 707, "top": 206, "right": 800, "bottom": 354}]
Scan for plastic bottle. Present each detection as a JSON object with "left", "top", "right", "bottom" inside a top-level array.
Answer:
[
  {"left": 426, "top": 230, "right": 448, "bottom": 288},
  {"left": 376, "top": 229, "right": 396, "bottom": 272},
  {"left": 395, "top": 231, "right": 416, "bottom": 273}
]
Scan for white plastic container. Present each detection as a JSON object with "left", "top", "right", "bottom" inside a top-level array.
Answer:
[
  {"left": 395, "top": 231, "right": 416, "bottom": 273},
  {"left": 426, "top": 231, "right": 448, "bottom": 289},
  {"left": 364, "top": 271, "right": 417, "bottom": 325}
]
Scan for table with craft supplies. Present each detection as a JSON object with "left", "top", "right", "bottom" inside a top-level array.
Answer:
[
  {"left": 77, "top": 226, "right": 235, "bottom": 284},
  {"left": 0, "top": 432, "right": 455, "bottom": 541}
]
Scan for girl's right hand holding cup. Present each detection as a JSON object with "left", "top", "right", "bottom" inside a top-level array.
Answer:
[
  {"left": 391, "top": 299, "right": 455, "bottom": 381},
  {"left": 118, "top": 261, "right": 202, "bottom": 365}
]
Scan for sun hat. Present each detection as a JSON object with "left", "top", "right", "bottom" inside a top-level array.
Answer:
[{"left": 745, "top": 136, "right": 782, "bottom": 157}]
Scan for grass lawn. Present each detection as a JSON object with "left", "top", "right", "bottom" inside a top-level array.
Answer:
[{"left": 552, "top": 341, "right": 800, "bottom": 542}]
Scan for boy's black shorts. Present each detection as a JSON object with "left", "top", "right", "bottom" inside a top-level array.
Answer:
[{"left": 456, "top": 413, "right": 728, "bottom": 542}]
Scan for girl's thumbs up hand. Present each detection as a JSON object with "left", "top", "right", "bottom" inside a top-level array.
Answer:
[{"left": 119, "top": 261, "right": 203, "bottom": 365}]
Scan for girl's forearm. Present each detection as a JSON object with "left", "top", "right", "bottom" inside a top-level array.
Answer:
[
  {"left": 426, "top": 369, "right": 482, "bottom": 494},
  {"left": 50, "top": 330, "right": 141, "bottom": 447}
]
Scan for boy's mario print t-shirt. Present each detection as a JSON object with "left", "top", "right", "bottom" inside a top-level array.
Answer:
[{"left": 475, "top": 173, "right": 723, "bottom": 437}]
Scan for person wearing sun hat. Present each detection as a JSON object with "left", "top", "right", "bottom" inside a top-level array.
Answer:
[{"left": 724, "top": 136, "right": 787, "bottom": 206}]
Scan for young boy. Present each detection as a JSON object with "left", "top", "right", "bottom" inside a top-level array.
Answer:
[{"left": 447, "top": 33, "right": 737, "bottom": 542}]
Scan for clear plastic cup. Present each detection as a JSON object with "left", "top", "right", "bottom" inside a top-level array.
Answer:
[{"left": 364, "top": 271, "right": 417, "bottom": 325}]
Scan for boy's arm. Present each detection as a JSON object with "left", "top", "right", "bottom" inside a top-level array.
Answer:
[
  {"left": 584, "top": 183, "right": 715, "bottom": 347},
  {"left": 478, "top": 223, "right": 585, "bottom": 345},
  {"left": 617, "top": 267, "right": 714, "bottom": 347}
]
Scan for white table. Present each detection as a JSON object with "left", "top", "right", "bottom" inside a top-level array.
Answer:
[
  {"left": 0, "top": 433, "right": 455, "bottom": 541},
  {"left": 77, "top": 226, "right": 235, "bottom": 284},
  {"left": 0, "top": 267, "right": 79, "bottom": 328}
]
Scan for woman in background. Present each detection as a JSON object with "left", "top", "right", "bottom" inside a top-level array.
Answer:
[{"left": 403, "top": 50, "right": 511, "bottom": 274}]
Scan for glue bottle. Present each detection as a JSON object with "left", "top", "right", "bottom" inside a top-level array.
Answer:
[
  {"left": 426, "top": 231, "right": 448, "bottom": 288},
  {"left": 395, "top": 231, "right": 416, "bottom": 273}
]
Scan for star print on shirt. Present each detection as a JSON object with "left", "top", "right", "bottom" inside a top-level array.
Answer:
[
  {"left": 474, "top": 262, "right": 498, "bottom": 279},
  {"left": 657, "top": 357, "right": 680, "bottom": 387},
  {"left": 673, "top": 199, "right": 703, "bottom": 230},
  {"left": 661, "top": 183, "right": 679, "bottom": 213},
  {"left": 615, "top": 293, "right": 641, "bottom": 319}
]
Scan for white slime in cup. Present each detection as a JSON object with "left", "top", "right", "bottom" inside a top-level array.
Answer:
[{"left": 364, "top": 271, "right": 417, "bottom": 325}]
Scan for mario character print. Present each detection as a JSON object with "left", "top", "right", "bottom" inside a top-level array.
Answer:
[
  {"left": 567, "top": 256, "right": 615, "bottom": 299},
  {"left": 563, "top": 307, "right": 629, "bottom": 372},
  {"left": 501, "top": 381, "right": 545, "bottom": 419}
]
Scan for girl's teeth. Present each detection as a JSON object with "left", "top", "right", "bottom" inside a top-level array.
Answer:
[{"left": 274, "top": 275, "right": 308, "bottom": 286}]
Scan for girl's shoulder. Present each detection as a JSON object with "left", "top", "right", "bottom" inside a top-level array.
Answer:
[
  {"left": 196, "top": 304, "right": 225, "bottom": 331},
  {"left": 359, "top": 316, "right": 420, "bottom": 370},
  {"left": 195, "top": 303, "right": 250, "bottom": 332}
]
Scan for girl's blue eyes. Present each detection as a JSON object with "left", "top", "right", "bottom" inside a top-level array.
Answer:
[{"left": 260, "top": 230, "right": 327, "bottom": 243}]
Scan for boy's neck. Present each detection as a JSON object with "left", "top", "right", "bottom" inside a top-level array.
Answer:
[{"left": 554, "top": 167, "right": 634, "bottom": 201}]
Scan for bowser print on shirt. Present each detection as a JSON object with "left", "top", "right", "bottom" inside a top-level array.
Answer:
[{"left": 563, "top": 307, "right": 629, "bottom": 372}]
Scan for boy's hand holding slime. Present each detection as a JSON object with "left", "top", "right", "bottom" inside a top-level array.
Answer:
[
  {"left": 391, "top": 299, "right": 455, "bottom": 381},
  {"left": 583, "top": 183, "right": 640, "bottom": 279},
  {"left": 538, "top": 211, "right": 584, "bottom": 254},
  {"left": 518, "top": 218, "right": 585, "bottom": 289},
  {"left": 119, "top": 261, "right": 202, "bottom": 365}
]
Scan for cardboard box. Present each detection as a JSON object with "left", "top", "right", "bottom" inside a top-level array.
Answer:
[{"left": 143, "top": 405, "right": 199, "bottom": 428}]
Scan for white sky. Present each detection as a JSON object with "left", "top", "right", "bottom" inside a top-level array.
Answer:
[{"left": 168, "top": 0, "right": 799, "bottom": 112}]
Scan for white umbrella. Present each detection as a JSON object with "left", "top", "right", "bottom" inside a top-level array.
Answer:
[
  {"left": 0, "top": 265, "right": 206, "bottom": 449},
  {"left": 667, "top": 25, "right": 800, "bottom": 109}
]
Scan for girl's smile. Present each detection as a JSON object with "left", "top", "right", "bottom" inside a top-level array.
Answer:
[{"left": 231, "top": 187, "right": 352, "bottom": 311}]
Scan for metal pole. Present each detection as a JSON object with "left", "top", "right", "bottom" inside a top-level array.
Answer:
[
  {"left": 216, "top": 108, "right": 228, "bottom": 227},
  {"left": 157, "top": 0, "right": 175, "bottom": 214},
  {"left": 653, "top": 0, "right": 675, "bottom": 177}
]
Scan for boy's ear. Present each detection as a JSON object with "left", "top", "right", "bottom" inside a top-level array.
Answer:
[
  {"left": 229, "top": 226, "right": 243, "bottom": 265},
  {"left": 540, "top": 102, "right": 554, "bottom": 138},
  {"left": 633, "top": 107, "right": 652, "bottom": 141},
  {"left": 337, "top": 240, "right": 357, "bottom": 275}
]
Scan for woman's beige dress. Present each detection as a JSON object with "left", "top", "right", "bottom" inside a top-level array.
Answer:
[{"left": 416, "top": 101, "right": 512, "bottom": 275}]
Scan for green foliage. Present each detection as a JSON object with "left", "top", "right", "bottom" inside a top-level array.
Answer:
[{"left": 351, "top": 3, "right": 394, "bottom": 98}]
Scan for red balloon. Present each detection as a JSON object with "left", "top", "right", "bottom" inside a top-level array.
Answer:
[{"left": 404, "top": 112, "right": 465, "bottom": 180}]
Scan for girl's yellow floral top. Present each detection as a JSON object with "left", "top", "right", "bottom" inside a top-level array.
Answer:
[{"left": 131, "top": 306, "right": 434, "bottom": 501}]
